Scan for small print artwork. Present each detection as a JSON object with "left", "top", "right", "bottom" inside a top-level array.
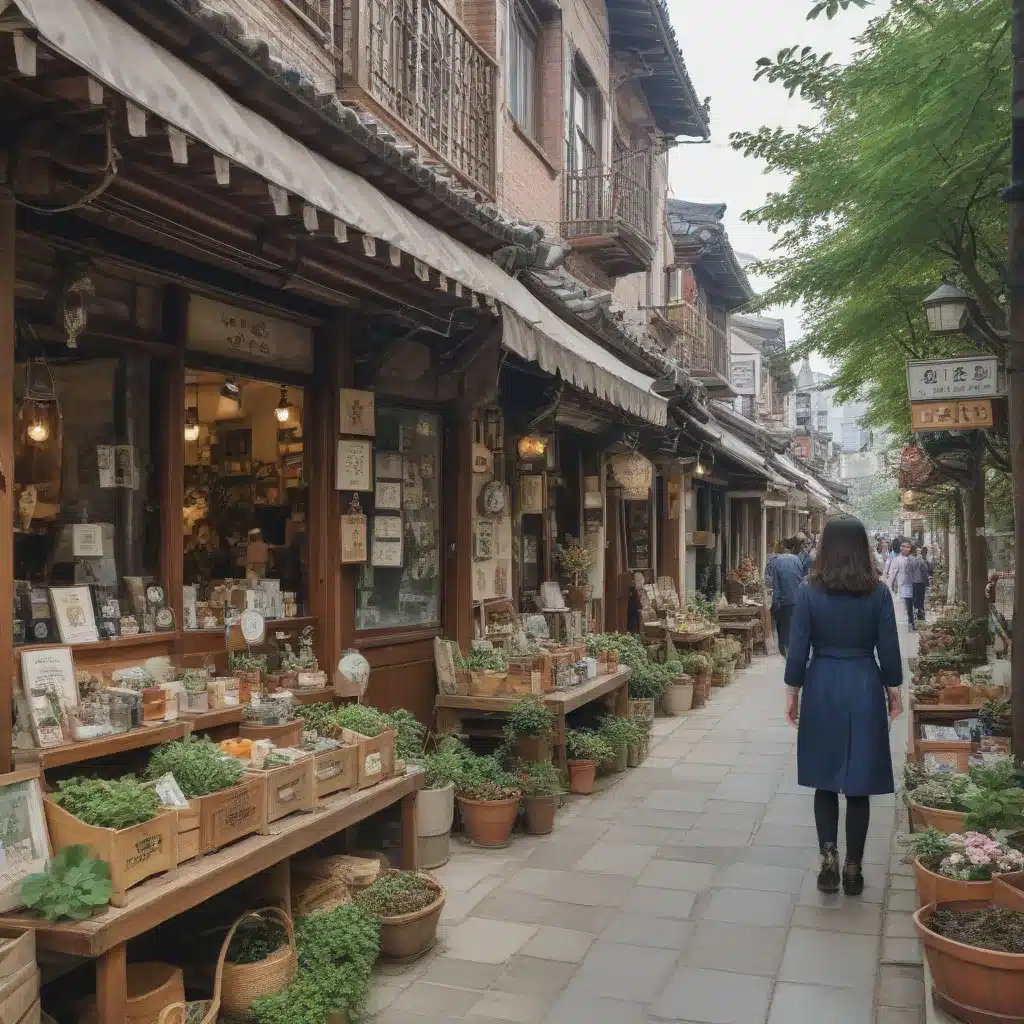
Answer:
[
  {"left": 72, "top": 524, "right": 103, "bottom": 557},
  {"left": 523, "top": 535, "right": 539, "bottom": 565},
  {"left": 472, "top": 443, "right": 493, "bottom": 474},
  {"left": 0, "top": 771, "right": 50, "bottom": 912},
  {"left": 519, "top": 474, "right": 543, "bottom": 514},
  {"left": 371, "top": 538, "right": 404, "bottom": 568},
  {"left": 473, "top": 520, "right": 495, "bottom": 561},
  {"left": 375, "top": 451, "right": 403, "bottom": 480},
  {"left": 375, "top": 480, "right": 402, "bottom": 510},
  {"left": 20, "top": 647, "right": 79, "bottom": 747},
  {"left": 97, "top": 445, "right": 115, "bottom": 489},
  {"left": 341, "top": 514, "right": 368, "bottom": 564},
  {"left": 49, "top": 586, "right": 99, "bottom": 645},
  {"left": 373, "top": 515, "right": 403, "bottom": 541},
  {"left": 336, "top": 439, "right": 372, "bottom": 491},
  {"left": 495, "top": 561, "right": 509, "bottom": 596},
  {"left": 339, "top": 389, "right": 376, "bottom": 436}
]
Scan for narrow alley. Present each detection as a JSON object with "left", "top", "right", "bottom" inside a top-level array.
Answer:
[{"left": 370, "top": 632, "right": 924, "bottom": 1024}]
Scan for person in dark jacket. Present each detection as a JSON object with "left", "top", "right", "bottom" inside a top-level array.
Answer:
[
  {"left": 766, "top": 537, "right": 806, "bottom": 655},
  {"left": 785, "top": 515, "right": 903, "bottom": 896},
  {"left": 909, "top": 544, "right": 929, "bottom": 624}
]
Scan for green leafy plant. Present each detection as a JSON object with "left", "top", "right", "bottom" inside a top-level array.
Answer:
[
  {"left": 517, "top": 758, "right": 566, "bottom": 797},
  {"left": 456, "top": 754, "right": 523, "bottom": 801},
  {"left": 180, "top": 668, "right": 210, "bottom": 695},
  {"left": 388, "top": 708, "right": 427, "bottom": 760},
  {"left": 916, "top": 651, "right": 976, "bottom": 676},
  {"left": 229, "top": 651, "right": 268, "bottom": 672},
  {"left": 294, "top": 702, "right": 339, "bottom": 736},
  {"left": 556, "top": 535, "right": 593, "bottom": 585},
  {"left": 227, "top": 915, "right": 288, "bottom": 965},
  {"left": 333, "top": 704, "right": 392, "bottom": 738},
  {"left": 505, "top": 695, "right": 555, "bottom": 738},
  {"left": 21, "top": 845, "right": 112, "bottom": 921},
  {"left": 250, "top": 903, "right": 379, "bottom": 1024},
  {"left": 51, "top": 776, "right": 160, "bottom": 830},
  {"left": 963, "top": 787, "right": 1024, "bottom": 833},
  {"left": 421, "top": 735, "right": 469, "bottom": 790},
  {"left": 355, "top": 871, "right": 441, "bottom": 918},
  {"left": 979, "top": 698, "right": 1012, "bottom": 737},
  {"left": 565, "top": 729, "right": 615, "bottom": 766},
  {"left": 901, "top": 827, "right": 956, "bottom": 865},
  {"left": 597, "top": 715, "right": 638, "bottom": 753},
  {"left": 464, "top": 648, "right": 508, "bottom": 672},
  {"left": 628, "top": 665, "right": 669, "bottom": 700},
  {"left": 146, "top": 737, "right": 243, "bottom": 798},
  {"left": 677, "top": 652, "right": 712, "bottom": 677}
]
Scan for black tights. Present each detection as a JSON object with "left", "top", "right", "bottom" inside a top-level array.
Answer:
[{"left": 813, "top": 790, "right": 870, "bottom": 863}]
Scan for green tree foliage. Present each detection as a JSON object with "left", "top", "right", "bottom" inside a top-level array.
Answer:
[{"left": 732, "top": 0, "right": 1009, "bottom": 435}]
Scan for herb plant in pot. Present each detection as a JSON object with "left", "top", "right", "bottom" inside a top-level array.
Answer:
[
  {"left": 222, "top": 907, "right": 297, "bottom": 1018},
  {"left": 558, "top": 536, "right": 594, "bottom": 611},
  {"left": 456, "top": 755, "right": 523, "bottom": 847},
  {"left": 417, "top": 736, "right": 468, "bottom": 868},
  {"left": 624, "top": 715, "right": 650, "bottom": 767},
  {"left": 464, "top": 648, "right": 508, "bottom": 696},
  {"left": 518, "top": 759, "right": 565, "bottom": 835},
  {"left": 565, "top": 729, "right": 614, "bottom": 794},
  {"left": 505, "top": 695, "right": 556, "bottom": 763},
  {"left": 626, "top": 666, "right": 665, "bottom": 721},
  {"left": 355, "top": 869, "right": 445, "bottom": 960},
  {"left": 661, "top": 659, "right": 694, "bottom": 717},
  {"left": 598, "top": 715, "right": 635, "bottom": 774}
]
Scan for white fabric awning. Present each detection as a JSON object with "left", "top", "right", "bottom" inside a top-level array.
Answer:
[
  {"left": 680, "top": 412, "right": 790, "bottom": 487},
  {"left": 774, "top": 454, "right": 835, "bottom": 508},
  {"left": 9, "top": 0, "right": 668, "bottom": 427}
]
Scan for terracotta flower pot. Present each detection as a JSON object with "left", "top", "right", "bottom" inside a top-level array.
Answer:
[
  {"left": 914, "top": 857, "right": 995, "bottom": 909},
  {"left": 376, "top": 875, "right": 446, "bottom": 961},
  {"left": 567, "top": 760, "right": 597, "bottom": 794},
  {"left": 910, "top": 803, "right": 966, "bottom": 834},
  {"left": 915, "top": 897, "right": 1024, "bottom": 1021},
  {"left": 516, "top": 734, "right": 553, "bottom": 763},
  {"left": 995, "top": 873, "right": 1024, "bottom": 912},
  {"left": 663, "top": 680, "right": 694, "bottom": 716},
  {"left": 524, "top": 795, "right": 558, "bottom": 835},
  {"left": 456, "top": 795, "right": 519, "bottom": 848}
]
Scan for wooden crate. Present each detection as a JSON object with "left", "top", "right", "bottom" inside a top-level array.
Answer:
[
  {"left": 43, "top": 800, "right": 177, "bottom": 907},
  {"left": 314, "top": 744, "right": 359, "bottom": 798},
  {"left": 916, "top": 739, "right": 972, "bottom": 773},
  {"left": 246, "top": 754, "right": 316, "bottom": 826},
  {"left": 0, "top": 932, "right": 33, "bottom": 986},
  {"left": 0, "top": 964, "right": 37, "bottom": 1024},
  {"left": 175, "top": 775, "right": 267, "bottom": 859},
  {"left": 341, "top": 729, "right": 395, "bottom": 789},
  {"left": 239, "top": 719, "right": 303, "bottom": 746}
]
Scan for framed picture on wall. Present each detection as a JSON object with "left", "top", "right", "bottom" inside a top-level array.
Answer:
[
  {"left": 49, "top": 586, "right": 99, "bottom": 645},
  {"left": 339, "top": 389, "right": 376, "bottom": 436},
  {"left": 371, "top": 537, "right": 404, "bottom": 569},
  {"left": 375, "top": 451, "right": 403, "bottom": 480},
  {"left": 373, "top": 515, "right": 403, "bottom": 541},
  {"left": 375, "top": 480, "right": 402, "bottom": 511},
  {"left": 336, "top": 439, "right": 372, "bottom": 491},
  {"left": 519, "top": 474, "right": 544, "bottom": 514},
  {"left": 340, "top": 513, "right": 368, "bottom": 564}
]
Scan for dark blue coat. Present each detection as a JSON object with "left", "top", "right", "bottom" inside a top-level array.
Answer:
[
  {"left": 767, "top": 553, "right": 806, "bottom": 609},
  {"left": 784, "top": 581, "right": 902, "bottom": 796}
]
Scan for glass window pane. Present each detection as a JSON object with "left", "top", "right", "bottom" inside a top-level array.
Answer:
[
  {"left": 182, "top": 371, "right": 308, "bottom": 628},
  {"left": 356, "top": 407, "right": 441, "bottom": 631},
  {"left": 14, "top": 349, "right": 160, "bottom": 645}
]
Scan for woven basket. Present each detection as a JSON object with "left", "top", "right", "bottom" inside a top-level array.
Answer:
[
  {"left": 221, "top": 907, "right": 298, "bottom": 1017},
  {"left": 79, "top": 962, "right": 184, "bottom": 1024}
]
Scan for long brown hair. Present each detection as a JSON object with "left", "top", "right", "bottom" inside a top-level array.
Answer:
[{"left": 808, "top": 515, "right": 878, "bottom": 595}]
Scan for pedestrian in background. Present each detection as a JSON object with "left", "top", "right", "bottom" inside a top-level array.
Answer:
[
  {"left": 765, "top": 540, "right": 784, "bottom": 651},
  {"left": 887, "top": 541, "right": 919, "bottom": 631},
  {"left": 784, "top": 515, "right": 903, "bottom": 895},
  {"left": 910, "top": 544, "right": 929, "bottom": 624},
  {"left": 767, "top": 537, "right": 806, "bottom": 655}
]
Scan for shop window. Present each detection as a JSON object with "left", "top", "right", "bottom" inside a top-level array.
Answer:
[
  {"left": 510, "top": 0, "right": 539, "bottom": 137},
  {"left": 356, "top": 408, "right": 441, "bottom": 631},
  {"left": 13, "top": 348, "right": 160, "bottom": 645},
  {"left": 182, "top": 371, "right": 307, "bottom": 628}
]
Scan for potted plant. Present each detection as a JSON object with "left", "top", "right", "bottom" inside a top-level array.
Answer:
[
  {"left": 598, "top": 715, "right": 635, "bottom": 774},
  {"left": 518, "top": 760, "right": 565, "bottom": 835},
  {"left": 661, "top": 659, "right": 694, "bottom": 716},
  {"left": 565, "top": 729, "right": 614, "bottom": 794},
  {"left": 330, "top": 704, "right": 397, "bottom": 788},
  {"left": 904, "top": 828, "right": 1024, "bottom": 908},
  {"left": 980, "top": 697, "right": 1013, "bottom": 738},
  {"left": 417, "top": 736, "right": 468, "bottom": 868},
  {"left": 222, "top": 907, "right": 297, "bottom": 1018},
  {"left": 455, "top": 755, "right": 523, "bottom": 848},
  {"left": 905, "top": 760, "right": 1024, "bottom": 834},
  {"left": 557, "top": 536, "right": 594, "bottom": 610},
  {"left": 678, "top": 652, "right": 711, "bottom": 707},
  {"left": 388, "top": 709, "right": 427, "bottom": 761},
  {"left": 354, "top": 869, "right": 445, "bottom": 960},
  {"left": 180, "top": 669, "right": 211, "bottom": 712},
  {"left": 914, "top": 892, "right": 1024, "bottom": 1021},
  {"left": 626, "top": 715, "right": 651, "bottom": 767},
  {"left": 464, "top": 648, "right": 508, "bottom": 696},
  {"left": 504, "top": 695, "right": 556, "bottom": 763},
  {"left": 626, "top": 666, "right": 667, "bottom": 719},
  {"left": 229, "top": 651, "right": 267, "bottom": 702},
  {"left": 710, "top": 650, "right": 734, "bottom": 687}
]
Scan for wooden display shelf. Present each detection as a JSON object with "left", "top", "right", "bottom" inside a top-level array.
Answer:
[
  {"left": 15, "top": 633, "right": 175, "bottom": 657},
  {"left": 0, "top": 770, "right": 424, "bottom": 1024},
  {"left": 289, "top": 686, "right": 336, "bottom": 705},
  {"left": 12, "top": 720, "right": 189, "bottom": 770},
  {"left": 179, "top": 706, "right": 244, "bottom": 730}
]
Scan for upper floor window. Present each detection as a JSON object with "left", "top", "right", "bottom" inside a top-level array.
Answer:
[
  {"left": 666, "top": 268, "right": 682, "bottom": 303},
  {"left": 509, "top": 1, "right": 539, "bottom": 136},
  {"left": 284, "top": 0, "right": 333, "bottom": 37},
  {"left": 569, "top": 58, "right": 602, "bottom": 170},
  {"left": 817, "top": 410, "right": 829, "bottom": 432}
]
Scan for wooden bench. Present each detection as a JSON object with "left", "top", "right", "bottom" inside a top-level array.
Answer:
[
  {"left": 436, "top": 669, "right": 632, "bottom": 772},
  {"left": 0, "top": 770, "right": 424, "bottom": 1024}
]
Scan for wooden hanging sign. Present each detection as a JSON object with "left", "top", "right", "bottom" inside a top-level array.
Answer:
[{"left": 910, "top": 398, "right": 994, "bottom": 432}]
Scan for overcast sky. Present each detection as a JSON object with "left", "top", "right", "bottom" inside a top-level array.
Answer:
[{"left": 665, "top": 0, "right": 878, "bottom": 370}]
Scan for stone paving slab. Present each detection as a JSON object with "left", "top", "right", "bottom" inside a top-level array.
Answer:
[{"left": 369, "top": 623, "right": 923, "bottom": 1022}]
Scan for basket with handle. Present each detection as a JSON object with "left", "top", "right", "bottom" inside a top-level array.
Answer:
[{"left": 220, "top": 906, "right": 298, "bottom": 1016}]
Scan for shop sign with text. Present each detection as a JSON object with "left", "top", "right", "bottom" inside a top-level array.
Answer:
[
  {"left": 910, "top": 398, "right": 994, "bottom": 432},
  {"left": 906, "top": 356, "right": 1000, "bottom": 401}
]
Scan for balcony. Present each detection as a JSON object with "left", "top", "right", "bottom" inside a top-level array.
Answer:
[
  {"left": 344, "top": 0, "right": 497, "bottom": 195},
  {"left": 563, "top": 144, "right": 655, "bottom": 276},
  {"left": 665, "top": 301, "right": 732, "bottom": 393}
]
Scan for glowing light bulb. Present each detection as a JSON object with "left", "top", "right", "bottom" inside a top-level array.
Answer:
[
  {"left": 27, "top": 419, "right": 49, "bottom": 443},
  {"left": 274, "top": 404, "right": 290, "bottom": 423},
  {"left": 184, "top": 422, "right": 200, "bottom": 442}
]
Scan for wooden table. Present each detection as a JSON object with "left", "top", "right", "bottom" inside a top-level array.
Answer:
[
  {"left": 718, "top": 620, "right": 759, "bottom": 666},
  {"left": 717, "top": 605, "right": 769, "bottom": 654},
  {"left": 0, "top": 770, "right": 424, "bottom": 1023},
  {"left": 646, "top": 626, "right": 720, "bottom": 653},
  {"left": 435, "top": 669, "right": 632, "bottom": 771}
]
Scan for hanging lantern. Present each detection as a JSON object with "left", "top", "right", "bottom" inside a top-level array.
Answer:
[
  {"left": 517, "top": 435, "right": 547, "bottom": 461},
  {"left": 18, "top": 358, "right": 61, "bottom": 447},
  {"left": 57, "top": 264, "right": 95, "bottom": 349},
  {"left": 609, "top": 452, "right": 653, "bottom": 500}
]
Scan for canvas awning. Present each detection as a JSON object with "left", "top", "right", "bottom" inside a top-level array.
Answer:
[
  {"left": 6, "top": 0, "right": 668, "bottom": 427},
  {"left": 773, "top": 454, "right": 835, "bottom": 509},
  {"left": 679, "top": 411, "right": 790, "bottom": 487}
]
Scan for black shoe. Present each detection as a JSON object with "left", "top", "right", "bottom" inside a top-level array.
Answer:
[
  {"left": 817, "top": 843, "right": 840, "bottom": 894},
  {"left": 843, "top": 861, "right": 864, "bottom": 896}
]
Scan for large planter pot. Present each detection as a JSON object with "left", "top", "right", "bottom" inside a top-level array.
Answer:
[
  {"left": 568, "top": 760, "right": 597, "bottom": 794},
  {"left": 608, "top": 746, "right": 628, "bottom": 774},
  {"left": 516, "top": 734, "right": 553, "bottom": 763},
  {"left": 627, "top": 743, "right": 642, "bottom": 768},
  {"left": 910, "top": 803, "right": 966, "bottom": 834},
  {"left": 692, "top": 676, "right": 709, "bottom": 708},
  {"left": 915, "top": 898, "right": 1024, "bottom": 1022},
  {"left": 416, "top": 783, "right": 455, "bottom": 839},
  {"left": 995, "top": 873, "right": 1024, "bottom": 912},
  {"left": 456, "top": 795, "right": 519, "bottom": 848},
  {"left": 524, "top": 795, "right": 558, "bottom": 835},
  {"left": 914, "top": 857, "right": 995, "bottom": 909},
  {"left": 663, "top": 680, "right": 694, "bottom": 716},
  {"left": 377, "top": 874, "right": 446, "bottom": 961},
  {"left": 628, "top": 698, "right": 656, "bottom": 721},
  {"left": 567, "top": 585, "right": 592, "bottom": 610}
]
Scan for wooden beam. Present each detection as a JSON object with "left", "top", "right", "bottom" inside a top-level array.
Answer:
[
  {"left": 126, "top": 102, "right": 147, "bottom": 138},
  {"left": 166, "top": 126, "right": 188, "bottom": 165},
  {"left": 302, "top": 203, "right": 319, "bottom": 233},
  {"left": 268, "top": 184, "right": 289, "bottom": 216},
  {"left": 213, "top": 155, "right": 230, "bottom": 186},
  {"left": 0, "top": 193, "right": 14, "bottom": 771},
  {"left": 161, "top": 287, "right": 186, "bottom": 651}
]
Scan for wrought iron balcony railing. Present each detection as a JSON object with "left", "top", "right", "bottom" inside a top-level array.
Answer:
[
  {"left": 564, "top": 144, "right": 653, "bottom": 243},
  {"left": 358, "top": 0, "right": 497, "bottom": 194},
  {"left": 664, "top": 301, "right": 729, "bottom": 381}
]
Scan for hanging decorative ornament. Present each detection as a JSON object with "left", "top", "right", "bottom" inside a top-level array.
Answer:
[
  {"left": 609, "top": 452, "right": 654, "bottom": 500},
  {"left": 18, "top": 357, "right": 61, "bottom": 448},
  {"left": 57, "top": 264, "right": 95, "bottom": 348}
]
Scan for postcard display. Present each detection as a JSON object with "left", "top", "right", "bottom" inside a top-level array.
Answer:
[
  {"left": 470, "top": 412, "right": 511, "bottom": 603},
  {"left": 336, "top": 393, "right": 442, "bottom": 629}
]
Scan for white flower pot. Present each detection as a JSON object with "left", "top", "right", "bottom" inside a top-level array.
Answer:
[
  {"left": 417, "top": 782, "right": 455, "bottom": 838},
  {"left": 663, "top": 680, "right": 694, "bottom": 716}
]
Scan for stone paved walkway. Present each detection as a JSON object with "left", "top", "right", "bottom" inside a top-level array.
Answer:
[{"left": 370, "top": 628, "right": 924, "bottom": 1023}]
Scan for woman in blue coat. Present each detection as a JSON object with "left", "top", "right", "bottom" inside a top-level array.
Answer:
[{"left": 784, "top": 516, "right": 903, "bottom": 895}]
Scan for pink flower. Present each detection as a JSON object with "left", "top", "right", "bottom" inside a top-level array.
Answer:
[{"left": 966, "top": 847, "right": 990, "bottom": 866}]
